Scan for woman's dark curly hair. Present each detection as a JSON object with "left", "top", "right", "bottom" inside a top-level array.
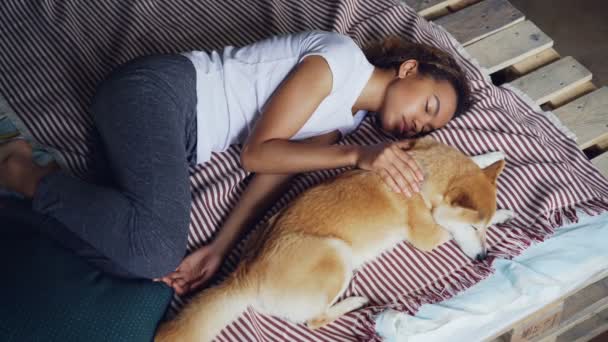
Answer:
[{"left": 363, "top": 37, "right": 471, "bottom": 118}]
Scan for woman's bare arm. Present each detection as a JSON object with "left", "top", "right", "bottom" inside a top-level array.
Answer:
[
  {"left": 241, "top": 55, "right": 359, "bottom": 173},
  {"left": 214, "top": 129, "right": 342, "bottom": 254},
  {"left": 241, "top": 54, "right": 422, "bottom": 196}
]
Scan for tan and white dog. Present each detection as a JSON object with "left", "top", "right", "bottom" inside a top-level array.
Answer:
[{"left": 155, "top": 137, "right": 514, "bottom": 342}]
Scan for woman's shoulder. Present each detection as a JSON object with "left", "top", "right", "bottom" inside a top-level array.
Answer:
[
  {"left": 259, "top": 30, "right": 360, "bottom": 53},
  {"left": 299, "top": 30, "right": 360, "bottom": 50}
]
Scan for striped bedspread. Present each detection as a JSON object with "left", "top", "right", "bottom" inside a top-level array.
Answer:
[{"left": 1, "top": 0, "right": 607, "bottom": 340}]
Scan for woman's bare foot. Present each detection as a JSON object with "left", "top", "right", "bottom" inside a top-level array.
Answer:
[
  {"left": 157, "top": 243, "right": 225, "bottom": 296},
  {"left": 0, "top": 139, "right": 58, "bottom": 198}
]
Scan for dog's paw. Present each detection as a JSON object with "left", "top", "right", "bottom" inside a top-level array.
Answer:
[
  {"left": 306, "top": 297, "right": 369, "bottom": 330},
  {"left": 347, "top": 296, "right": 370, "bottom": 310},
  {"left": 491, "top": 209, "right": 515, "bottom": 225},
  {"left": 306, "top": 317, "right": 330, "bottom": 330}
]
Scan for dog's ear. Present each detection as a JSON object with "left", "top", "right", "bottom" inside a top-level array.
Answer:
[
  {"left": 471, "top": 151, "right": 506, "bottom": 169},
  {"left": 482, "top": 160, "right": 505, "bottom": 185}
]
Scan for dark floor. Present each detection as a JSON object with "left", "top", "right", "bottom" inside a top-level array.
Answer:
[
  {"left": 592, "top": 331, "right": 608, "bottom": 342},
  {"left": 509, "top": 0, "right": 608, "bottom": 87}
]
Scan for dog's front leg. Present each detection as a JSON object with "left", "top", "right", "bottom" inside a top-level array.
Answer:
[{"left": 406, "top": 197, "right": 451, "bottom": 252}]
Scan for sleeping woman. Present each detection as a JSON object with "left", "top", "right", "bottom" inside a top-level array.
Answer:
[{"left": 0, "top": 30, "right": 469, "bottom": 295}]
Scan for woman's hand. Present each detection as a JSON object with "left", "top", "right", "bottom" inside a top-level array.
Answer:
[
  {"left": 356, "top": 140, "right": 424, "bottom": 197},
  {"left": 157, "top": 242, "right": 226, "bottom": 296}
]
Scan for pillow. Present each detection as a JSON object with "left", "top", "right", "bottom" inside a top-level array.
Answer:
[{"left": 0, "top": 205, "right": 173, "bottom": 342}]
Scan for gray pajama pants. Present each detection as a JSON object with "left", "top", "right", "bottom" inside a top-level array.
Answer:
[{"left": 32, "top": 54, "right": 198, "bottom": 279}]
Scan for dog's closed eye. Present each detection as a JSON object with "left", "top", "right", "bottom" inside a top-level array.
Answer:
[{"left": 451, "top": 193, "right": 475, "bottom": 210}]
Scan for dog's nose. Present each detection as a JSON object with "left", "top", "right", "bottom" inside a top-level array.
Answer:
[{"left": 475, "top": 252, "right": 487, "bottom": 261}]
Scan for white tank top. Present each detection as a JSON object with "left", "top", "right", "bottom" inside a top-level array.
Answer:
[{"left": 183, "top": 30, "right": 374, "bottom": 164}]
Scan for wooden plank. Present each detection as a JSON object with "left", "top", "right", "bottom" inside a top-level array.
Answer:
[
  {"left": 562, "top": 277, "right": 608, "bottom": 322},
  {"left": 552, "top": 300, "right": 608, "bottom": 341},
  {"left": 509, "top": 48, "right": 560, "bottom": 76},
  {"left": 495, "top": 274, "right": 608, "bottom": 342},
  {"left": 573, "top": 323, "right": 608, "bottom": 342},
  {"left": 434, "top": 0, "right": 524, "bottom": 46},
  {"left": 548, "top": 81, "right": 596, "bottom": 108},
  {"left": 465, "top": 20, "right": 553, "bottom": 73},
  {"left": 446, "top": 0, "right": 483, "bottom": 12},
  {"left": 507, "top": 57, "right": 592, "bottom": 105},
  {"left": 402, "top": 0, "right": 460, "bottom": 18},
  {"left": 538, "top": 336, "right": 557, "bottom": 342},
  {"left": 487, "top": 269, "right": 608, "bottom": 342},
  {"left": 511, "top": 302, "right": 563, "bottom": 342},
  {"left": 592, "top": 153, "right": 608, "bottom": 178},
  {"left": 553, "top": 87, "right": 608, "bottom": 150},
  {"left": 402, "top": 0, "right": 483, "bottom": 20},
  {"left": 544, "top": 277, "right": 608, "bottom": 340},
  {"left": 556, "top": 307, "right": 608, "bottom": 342}
]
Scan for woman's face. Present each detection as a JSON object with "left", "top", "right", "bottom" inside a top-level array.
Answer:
[{"left": 378, "top": 61, "right": 458, "bottom": 138}]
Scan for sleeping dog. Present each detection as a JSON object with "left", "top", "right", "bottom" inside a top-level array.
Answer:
[{"left": 155, "top": 136, "right": 514, "bottom": 341}]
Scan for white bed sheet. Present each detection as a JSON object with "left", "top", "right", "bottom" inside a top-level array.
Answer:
[{"left": 375, "top": 211, "right": 608, "bottom": 341}]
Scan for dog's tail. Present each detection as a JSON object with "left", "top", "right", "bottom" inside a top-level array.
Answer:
[{"left": 155, "top": 268, "right": 255, "bottom": 342}]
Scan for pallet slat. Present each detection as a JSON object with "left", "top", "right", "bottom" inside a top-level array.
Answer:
[
  {"left": 402, "top": 0, "right": 460, "bottom": 17},
  {"left": 511, "top": 302, "right": 564, "bottom": 342},
  {"left": 434, "top": 0, "right": 524, "bottom": 46},
  {"left": 553, "top": 87, "right": 608, "bottom": 150},
  {"left": 465, "top": 20, "right": 553, "bottom": 73},
  {"left": 409, "top": 1, "right": 608, "bottom": 340},
  {"left": 548, "top": 81, "right": 597, "bottom": 108},
  {"left": 488, "top": 271, "right": 608, "bottom": 342},
  {"left": 562, "top": 277, "right": 608, "bottom": 322},
  {"left": 592, "top": 153, "right": 608, "bottom": 178},
  {"left": 507, "top": 56, "right": 592, "bottom": 105},
  {"left": 538, "top": 278, "right": 608, "bottom": 341},
  {"left": 556, "top": 307, "right": 608, "bottom": 342},
  {"left": 509, "top": 48, "right": 561, "bottom": 76}
]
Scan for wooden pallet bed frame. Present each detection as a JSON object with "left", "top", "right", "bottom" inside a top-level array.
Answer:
[{"left": 404, "top": 0, "right": 608, "bottom": 341}]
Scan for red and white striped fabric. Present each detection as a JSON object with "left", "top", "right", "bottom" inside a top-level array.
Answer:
[{"left": 1, "top": 1, "right": 606, "bottom": 340}]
